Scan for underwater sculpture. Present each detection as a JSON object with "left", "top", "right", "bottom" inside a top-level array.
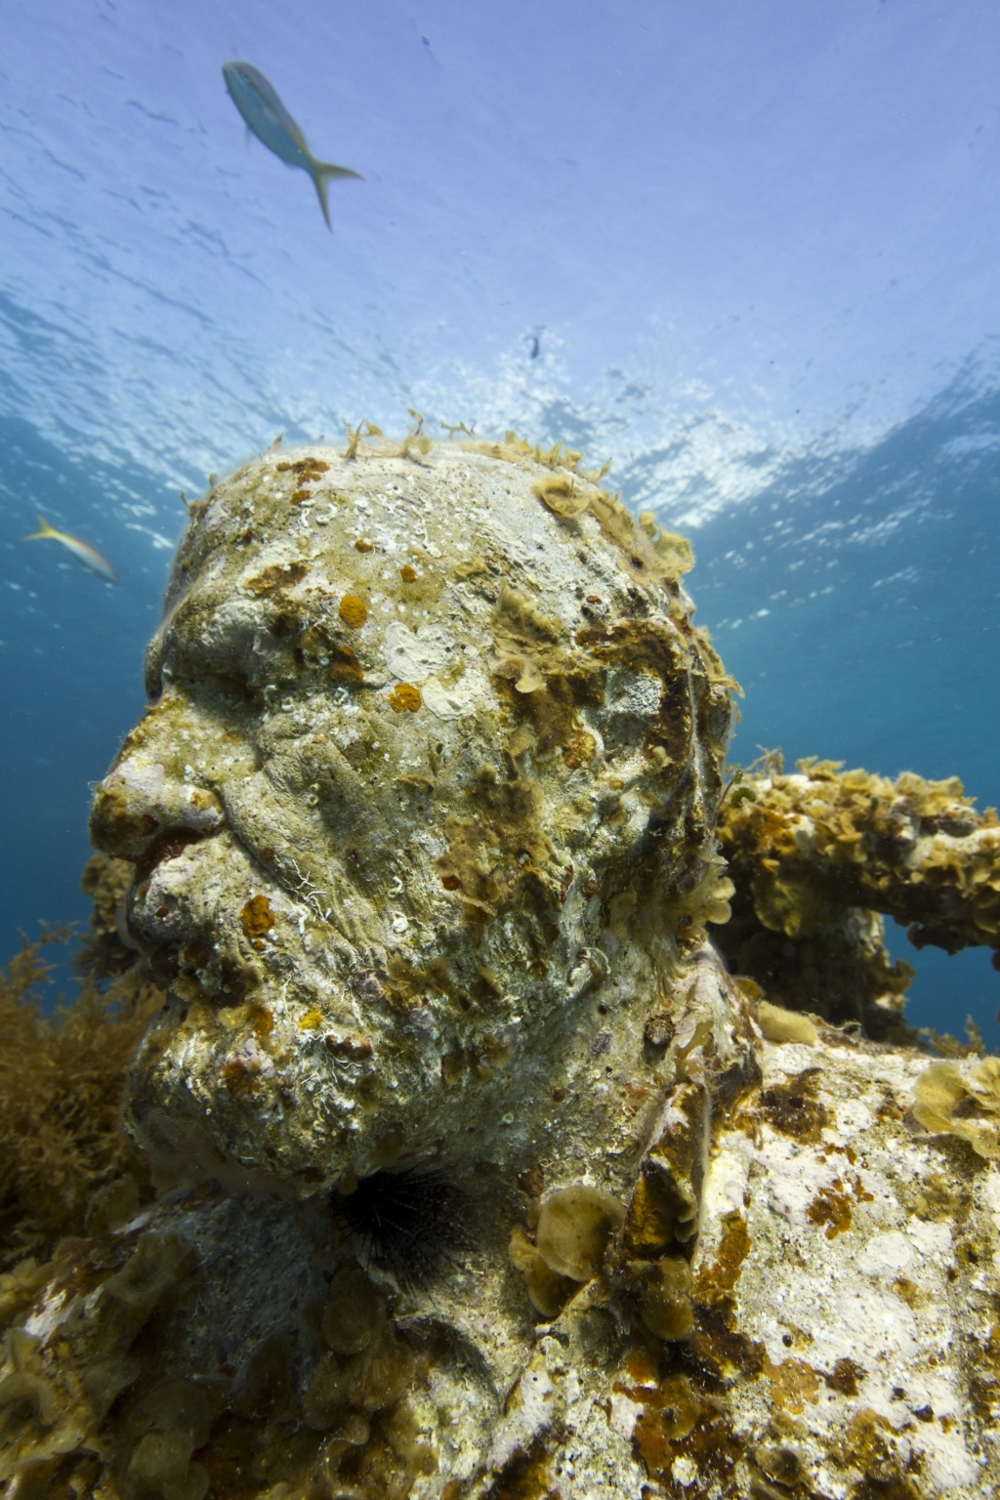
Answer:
[
  {"left": 87, "top": 433, "right": 737, "bottom": 1203},
  {"left": 3, "top": 435, "right": 1000, "bottom": 1500}
]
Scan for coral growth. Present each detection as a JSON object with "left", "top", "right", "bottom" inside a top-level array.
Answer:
[
  {"left": 912, "top": 1055, "right": 1000, "bottom": 1157},
  {"left": 717, "top": 754, "right": 1000, "bottom": 1036},
  {"left": 509, "top": 1182, "right": 627, "bottom": 1317}
]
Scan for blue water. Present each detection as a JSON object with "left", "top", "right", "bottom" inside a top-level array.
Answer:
[
  {"left": 695, "top": 370, "right": 1000, "bottom": 1048},
  {"left": 2, "top": 1, "right": 999, "bottom": 1042}
]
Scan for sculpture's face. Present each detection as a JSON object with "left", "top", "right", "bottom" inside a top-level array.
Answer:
[{"left": 90, "top": 441, "right": 732, "bottom": 1194}]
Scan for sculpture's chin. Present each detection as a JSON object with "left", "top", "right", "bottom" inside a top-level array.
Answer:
[
  {"left": 120, "top": 1001, "right": 359, "bottom": 1197},
  {"left": 121, "top": 1092, "right": 302, "bottom": 1199}
]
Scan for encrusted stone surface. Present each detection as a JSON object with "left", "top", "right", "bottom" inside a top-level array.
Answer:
[
  {"left": 717, "top": 757, "right": 1000, "bottom": 1038},
  {"left": 88, "top": 440, "right": 734, "bottom": 1196},
  {"left": 703, "top": 1032, "right": 1000, "bottom": 1498},
  {"left": 3, "top": 993, "right": 999, "bottom": 1499}
]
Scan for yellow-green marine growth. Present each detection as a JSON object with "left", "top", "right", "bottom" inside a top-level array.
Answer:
[{"left": 11, "top": 434, "right": 1000, "bottom": 1500}]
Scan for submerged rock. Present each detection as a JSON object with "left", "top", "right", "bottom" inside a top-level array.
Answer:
[{"left": 2, "top": 434, "right": 999, "bottom": 1498}]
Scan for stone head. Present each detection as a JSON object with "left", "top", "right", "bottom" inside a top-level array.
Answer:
[{"left": 90, "top": 437, "right": 734, "bottom": 1195}]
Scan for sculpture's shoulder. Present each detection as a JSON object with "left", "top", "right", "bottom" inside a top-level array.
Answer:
[
  {"left": 689, "top": 1030, "right": 998, "bottom": 1498},
  {"left": 485, "top": 1029, "right": 1000, "bottom": 1500}
]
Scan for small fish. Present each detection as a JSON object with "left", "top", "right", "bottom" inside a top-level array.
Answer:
[
  {"left": 24, "top": 516, "right": 117, "bottom": 584},
  {"left": 222, "top": 61, "right": 362, "bottom": 229}
]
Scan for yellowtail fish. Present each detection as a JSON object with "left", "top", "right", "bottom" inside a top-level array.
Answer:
[
  {"left": 24, "top": 516, "right": 117, "bottom": 584},
  {"left": 222, "top": 61, "right": 363, "bottom": 229}
]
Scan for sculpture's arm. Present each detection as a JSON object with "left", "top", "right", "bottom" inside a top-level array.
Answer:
[{"left": 719, "top": 756, "right": 1000, "bottom": 960}]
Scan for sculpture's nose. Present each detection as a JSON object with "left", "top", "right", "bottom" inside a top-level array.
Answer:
[{"left": 90, "top": 755, "right": 225, "bottom": 861}]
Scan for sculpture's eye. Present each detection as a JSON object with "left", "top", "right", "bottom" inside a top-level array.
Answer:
[{"left": 155, "top": 592, "right": 263, "bottom": 708}]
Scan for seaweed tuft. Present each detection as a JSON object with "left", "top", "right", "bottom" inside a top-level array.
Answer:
[{"left": 0, "top": 926, "right": 160, "bottom": 1265}]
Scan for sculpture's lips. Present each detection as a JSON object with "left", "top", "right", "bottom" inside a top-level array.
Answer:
[
  {"left": 132, "top": 825, "right": 208, "bottom": 886},
  {"left": 124, "top": 828, "right": 216, "bottom": 971},
  {"left": 124, "top": 827, "right": 211, "bottom": 957}
]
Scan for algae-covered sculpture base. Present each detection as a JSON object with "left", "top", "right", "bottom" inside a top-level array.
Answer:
[{"left": 3, "top": 981, "right": 1000, "bottom": 1500}]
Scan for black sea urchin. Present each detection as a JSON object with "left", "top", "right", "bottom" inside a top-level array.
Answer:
[{"left": 332, "top": 1169, "right": 471, "bottom": 1292}]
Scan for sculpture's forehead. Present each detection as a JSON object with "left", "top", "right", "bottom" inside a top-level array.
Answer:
[
  {"left": 149, "top": 445, "right": 714, "bottom": 789},
  {"left": 174, "top": 448, "right": 634, "bottom": 622}
]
